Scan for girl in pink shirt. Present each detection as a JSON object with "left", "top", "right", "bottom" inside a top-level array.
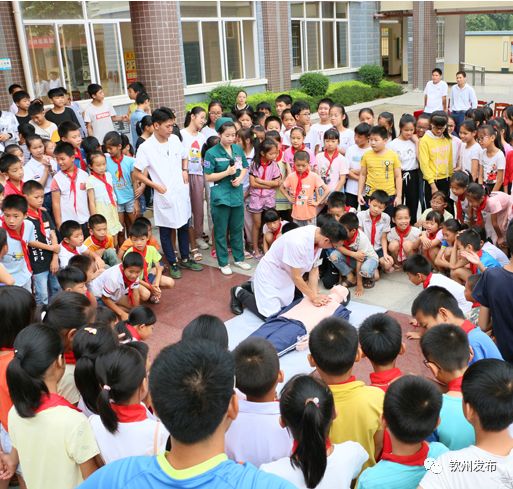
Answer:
[{"left": 282, "top": 127, "right": 317, "bottom": 173}]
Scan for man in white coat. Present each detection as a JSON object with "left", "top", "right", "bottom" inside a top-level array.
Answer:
[
  {"left": 134, "top": 107, "right": 203, "bottom": 279},
  {"left": 231, "top": 220, "right": 348, "bottom": 318}
]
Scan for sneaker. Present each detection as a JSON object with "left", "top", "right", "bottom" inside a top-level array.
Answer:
[
  {"left": 195, "top": 237, "right": 210, "bottom": 250},
  {"left": 169, "top": 263, "right": 182, "bottom": 279},
  {"left": 179, "top": 259, "right": 203, "bottom": 271},
  {"left": 220, "top": 265, "right": 233, "bottom": 275},
  {"left": 234, "top": 261, "right": 251, "bottom": 271}
]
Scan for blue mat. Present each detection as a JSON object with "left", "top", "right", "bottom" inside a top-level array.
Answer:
[{"left": 226, "top": 301, "right": 387, "bottom": 387}]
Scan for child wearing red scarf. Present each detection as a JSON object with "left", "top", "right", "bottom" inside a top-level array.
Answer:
[
  {"left": 419, "top": 210, "right": 443, "bottom": 267},
  {"left": 86, "top": 153, "right": 122, "bottom": 239},
  {"left": 0, "top": 154, "right": 24, "bottom": 197},
  {"left": 281, "top": 151, "right": 327, "bottom": 226},
  {"left": 58, "top": 219, "right": 104, "bottom": 269},
  {"left": 450, "top": 171, "right": 470, "bottom": 224},
  {"left": 316, "top": 129, "right": 349, "bottom": 194},
  {"left": 387, "top": 205, "right": 421, "bottom": 267},
  {"left": 282, "top": 126, "right": 317, "bottom": 172},
  {"left": 262, "top": 208, "right": 288, "bottom": 254},
  {"left": 357, "top": 376, "right": 448, "bottom": 489},
  {"left": 83, "top": 214, "right": 119, "bottom": 267}
]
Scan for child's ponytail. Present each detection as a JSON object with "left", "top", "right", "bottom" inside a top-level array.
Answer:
[
  {"left": 95, "top": 345, "right": 147, "bottom": 433},
  {"left": 184, "top": 106, "right": 207, "bottom": 129},
  {"left": 7, "top": 324, "right": 63, "bottom": 418},
  {"left": 280, "top": 375, "right": 334, "bottom": 489}
]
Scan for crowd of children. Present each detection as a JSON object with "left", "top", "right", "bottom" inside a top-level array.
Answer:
[{"left": 0, "top": 71, "right": 512, "bottom": 488}]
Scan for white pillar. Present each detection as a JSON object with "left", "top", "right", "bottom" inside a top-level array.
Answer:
[{"left": 444, "top": 15, "right": 461, "bottom": 82}]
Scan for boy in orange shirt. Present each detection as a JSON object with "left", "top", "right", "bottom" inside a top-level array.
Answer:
[
  {"left": 83, "top": 214, "right": 119, "bottom": 267},
  {"left": 117, "top": 216, "right": 160, "bottom": 260},
  {"left": 281, "top": 150, "right": 327, "bottom": 226}
]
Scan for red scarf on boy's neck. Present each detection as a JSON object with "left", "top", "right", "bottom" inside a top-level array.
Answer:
[
  {"left": 343, "top": 230, "right": 359, "bottom": 264},
  {"left": 74, "top": 148, "right": 87, "bottom": 172},
  {"left": 291, "top": 144, "right": 305, "bottom": 155},
  {"left": 132, "top": 246, "right": 149, "bottom": 283},
  {"left": 61, "top": 241, "right": 78, "bottom": 255},
  {"left": 396, "top": 225, "right": 411, "bottom": 262},
  {"left": 36, "top": 392, "right": 80, "bottom": 414},
  {"left": 423, "top": 272, "right": 433, "bottom": 289},
  {"left": 126, "top": 323, "right": 142, "bottom": 342},
  {"left": 90, "top": 234, "right": 108, "bottom": 249},
  {"left": 27, "top": 208, "right": 46, "bottom": 239},
  {"left": 91, "top": 171, "right": 115, "bottom": 206},
  {"left": 456, "top": 194, "right": 465, "bottom": 222},
  {"left": 380, "top": 430, "right": 429, "bottom": 466},
  {"left": 475, "top": 196, "right": 488, "bottom": 227},
  {"left": 2, "top": 219, "right": 32, "bottom": 272},
  {"left": 370, "top": 213, "right": 381, "bottom": 246},
  {"left": 447, "top": 376, "right": 464, "bottom": 393},
  {"left": 461, "top": 320, "right": 476, "bottom": 334},
  {"left": 469, "top": 249, "right": 483, "bottom": 275},
  {"left": 272, "top": 222, "right": 282, "bottom": 242},
  {"left": 295, "top": 169, "right": 309, "bottom": 199},
  {"left": 369, "top": 368, "right": 403, "bottom": 392},
  {"left": 323, "top": 149, "right": 339, "bottom": 177},
  {"left": 120, "top": 264, "right": 136, "bottom": 305},
  {"left": 111, "top": 154, "right": 125, "bottom": 181},
  {"left": 5, "top": 180, "right": 23, "bottom": 196},
  {"left": 63, "top": 167, "right": 78, "bottom": 213}
]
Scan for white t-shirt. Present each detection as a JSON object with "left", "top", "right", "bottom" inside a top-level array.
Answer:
[
  {"left": 225, "top": 399, "right": 293, "bottom": 468},
  {"left": 338, "top": 128, "right": 355, "bottom": 153},
  {"left": 419, "top": 445, "right": 513, "bottom": 489},
  {"left": 58, "top": 243, "right": 88, "bottom": 268},
  {"left": 304, "top": 126, "right": 318, "bottom": 151},
  {"left": 449, "top": 83, "right": 478, "bottom": 112},
  {"left": 316, "top": 152, "right": 349, "bottom": 192},
  {"left": 344, "top": 144, "right": 371, "bottom": 195},
  {"left": 30, "top": 121, "right": 58, "bottom": 141},
  {"left": 180, "top": 129, "right": 207, "bottom": 176},
  {"left": 424, "top": 80, "right": 449, "bottom": 113},
  {"left": 261, "top": 441, "right": 368, "bottom": 489},
  {"left": 452, "top": 136, "right": 462, "bottom": 169},
  {"left": 23, "top": 157, "right": 58, "bottom": 194},
  {"left": 480, "top": 149, "right": 506, "bottom": 184},
  {"left": 482, "top": 241, "right": 509, "bottom": 266},
  {"left": 309, "top": 122, "right": 333, "bottom": 150},
  {"left": 135, "top": 134, "right": 190, "bottom": 229},
  {"left": 90, "top": 264, "right": 140, "bottom": 302},
  {"left": 459, "top": 142, "right": 481, "bottom": 174},
  {"left": 281, "top": 129, "right": 291, "bottom": 148},
  {"left": 388, "top": 138, "right": 418, "bottom": 171},
  {"left": 427, "top": 273, "right": 473, "bottom": 314},
  {"left": 200, "top": 125, "right": 218, "bottom": 140},
  {"left": 51, "top": 169, "right": 90, "bottom": 224},
  {"left": 83, "top": 102, "right": 116, "bottom": 144}
]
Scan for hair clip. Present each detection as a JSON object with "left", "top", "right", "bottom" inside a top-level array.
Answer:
[
  {"left": 305, "top": 397, "right": 320, "bottom": 407},
  {"left": 84, "top": 327, "right": 97, "bottom": 335},
  {"left": 103, "top": 385, "right": 111, "bottom": 391}
]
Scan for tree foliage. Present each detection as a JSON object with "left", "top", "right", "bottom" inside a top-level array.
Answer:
[{"left": 466, "top": 14, "right": 513, "bottom": 31}]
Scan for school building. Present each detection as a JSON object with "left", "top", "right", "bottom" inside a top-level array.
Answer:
[{"left": 1, "top": 1, "right": 513, "bottom": 122}]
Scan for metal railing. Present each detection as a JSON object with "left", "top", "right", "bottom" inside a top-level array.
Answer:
[{"left": 459, "top": 62, "right": 486, "bottom": 86}]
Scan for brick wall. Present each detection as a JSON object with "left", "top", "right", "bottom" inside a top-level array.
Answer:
[
  {"left": 413, "top": 1, "right": 436, "bottom": 90},
  {"left": 0, "top": 2, "right": 25, "bottom": 109},
  {"left": 129, "top": 1, "right": 185, "bottom": 123},
  {"left": 260, "top": 1, "right": 291, "bottom": 92},
  {"left": 350, "top": 1, "right": 380, "bottom": 68}
]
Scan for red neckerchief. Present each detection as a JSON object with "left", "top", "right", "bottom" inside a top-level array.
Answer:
[
  {"left": 75, "top": 148, "right": 87, "bottom": 172},
  {"left": 5, "top": 180, "right": 23, "bottom": 196},
  {"left": 111, "top": 154, "right": 125, "bottom": 181},
  {"left": 120, "top": 264, "right": 136, "bottom": 305},
  {"left": 2, "top": 219, "right": 32, "bottom": 272},
  {"left": 331, "top": 376, "right": 356, "bottom": 385},
  {"left": 63, "top": 167, "right": 78, "bottom": 213},
  {"left": 259, "top": 158, "right": 272, "bottom": 196},
  {"left": 0, "top": 347, "right": 14, "bottom": 352},
  {"left": 472, "top": 300, "right": 480, "bottom": 308},
  {"left": 427, "top": 230, "right": 438, "bottom": 240},
  {"left": 91, "top": 171, "right": 115, "bottom": 206},
  {"left": 469, "top": 249, "right": 483, "bottom": 275},
  {"left": 461, "top": 320, "right": 476, "bottom": 334},
  {"left": 370, "top": 213, "right": 381, "bottom": 246},
  {"left": 36, "top": 393, "right": 81, "bottom": 414},
  {"left": 27, "top": 208, "right": 46, "bottom": 239},
  {"left": 90, "top": 234, "right": 108, "bottom": 249},
  {"left": 370, "top": 368, "right": 403, "bottom": 392},
  {"left": 126, "top": 323, "right": 142, "bottom": 341},
  {"left": 292, "top": 438, "right": 332, "bottom": 456},
  {"left": 345, "top": 206, "right": 351, "bottom": 213},
  {"left": 61, "top": 241, "right": 78, "bottom": 255},
  {"left": 423, "top": 272, "right": 433, "bottom": 289},
  {"left": 272, "top": 222, "right": 282, "bottom": 242},
  {"left": 111, "top": 403, "right": 148, "bottom": 422},
  {"left": 343, "top": 230, "right": 359, "bottom": 264},
  {"left": 64, "top": 351, "right": 76, "bottom": 365},
  {"left": 396, "top": 226, "right": 411, "bottom": 262},
  {"left": 276, "top": 149, "right": 283, "bottom": 162},
  {"left": 456, "top": 195, "right": 465, "bottom": 222},
  {"left": 295, "top": 170, "right": 309, "bottom": 200},
  {"left": 133, "top": 247, "right": 149, "bottom": 283},
  {"left": 291, "top": 144, "right": 306, "bottom": 156},
  {"left": 323, "top": 149, "right": 339, "bottom": 178},
  {"left": 475, "top": 196, "right": 488, "bottom": 227},
  {"left": 447, "top": 376, "right": 463, "bottom": 392},
  {"left": 380, "top": 430, "right": 429, "bottom": 466}
]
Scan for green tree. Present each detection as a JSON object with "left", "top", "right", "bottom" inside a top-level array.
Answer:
[{"left": 466, "top": 14, "right": 513, "bottom": 31}]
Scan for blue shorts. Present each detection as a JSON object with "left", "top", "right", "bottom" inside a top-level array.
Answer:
[
  {"left": 148, "top": 273, "right": 156, "bottom": 284},
  {"left": 117, "top": 200, "right": 135, "bottom": 214}
]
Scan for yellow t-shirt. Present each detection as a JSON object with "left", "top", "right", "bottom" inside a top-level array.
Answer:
[
  {"left": 57, "top": 364, "right": 80, "bottom": 404},
  {"left": 9, "top": 405, "right": 99, "bottom": 489},
  {"left": 84, "top": 235, "right": 115, "bottom": 253},
  {"left": 361, "top": 149, "right": 401, "bottom": 196},
  {"left": 329, "top": 381, "right": 384, "bottom": 470}
]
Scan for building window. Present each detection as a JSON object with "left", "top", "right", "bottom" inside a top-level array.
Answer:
[
  {"left": 180, "top": 1, "right": 257, "bottom": 86},
  {"left": 21, "top": 1, "right": 132, "bottom": 102},
  {"left": 437, "top": 18, "right": 445, "bottom": 60},
  {"left": 290, "top": 1, "right": 349, "bottom": 73}
]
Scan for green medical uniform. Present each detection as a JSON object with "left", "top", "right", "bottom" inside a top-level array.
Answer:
[{"left": 204, "top": 143, "right": 248, "bottom": 266}]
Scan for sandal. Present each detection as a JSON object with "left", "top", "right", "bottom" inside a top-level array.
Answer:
[
  {"left": 191, "top": 248, "right": 203, "bottom": 262},
  {"left": 341, "top": 279, "right": 357, "bottom": 288},
  {"left": 363, "top": 278, "right": 375, "bottom": 289}
]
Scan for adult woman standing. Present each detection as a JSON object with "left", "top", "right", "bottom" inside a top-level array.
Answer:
[{"left": 204, "top": 118, "right": 252, "bottom": 275}]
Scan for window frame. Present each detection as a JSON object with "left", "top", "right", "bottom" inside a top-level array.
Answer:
[
  {"left": 290, "top": 1, "right": 351, "bottom": 76},
  {"left": 436, "top": 17, "right": 445, "bottom": 62}
]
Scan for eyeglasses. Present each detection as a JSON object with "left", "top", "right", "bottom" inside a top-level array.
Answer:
[{"left": 477, "top": 135, "right": 490, "bottom": 142}]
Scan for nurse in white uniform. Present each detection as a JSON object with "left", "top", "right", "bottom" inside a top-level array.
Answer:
[{"left": 233, "top": 221, "right": 348, "bottom": 318}]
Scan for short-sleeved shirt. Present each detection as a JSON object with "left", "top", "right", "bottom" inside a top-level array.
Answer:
[
  {"left": 83, "top": 102, "right": 116, "bottom": 144},
  {"left": 338, "top": 128, "right": 355, "bottom": 153},
  {"left": 482, "top": 241, "right": 509, "bottom": 266},
  {"left": 9, "top": 405, "right": 100, "bottom": 489},
  {"left": 30, "top": 121, "right": 59, "bottom": 142},
  {"left": 1, "top": 220, "right": 35, "bottom": 286},
  {"left": 130, "top": 108, "right": 146, "bottom": 145},
  {"left": 424, "top": 80, "right": 448, "bottom": 113},
  {"left": 84, "top": 235, "right": 114, "bottom": 253},
  {"left": 90, "top": 264, "right": 139, "bottom": 302},
  {"left": 357, "top": 209, "right": 391, "bottom": 251},
  {"left": 360, "top": 149, "right": 401, "bottom": 196},
  {"left": 105, "top": 155, "right": 135, "bottom": 205},
  {"left": 388, "top": 138, "right": 418, "bottom": 171},
  {"left": 125, "top": 245, "right": 162, "bottom": 278},
  {"left": 480, "top": 149, "right": 506, "bottom": 185},
  {"left": 465, "top": 322, "right": 503, "bottom": 364},
  {"left": 357, "top": 442, "right": 449, "bottom": 489},
  {"left": 86, "top": 172, "right": 117, "bottom": 205},
  {"left": 45, "top": 107, "right": 80, "bottom": 128},
  {"left": 388, "top": 225, "right": 421, "bottom": 244},
  {"left": 436, "top": 394, "right": 475, "bottom": 450},
  {"left": 472, "top": 266, "right": 513, "bottom": 361},
  {"left": 282, "top": 171, "right": 324, "bottom": 221},
  {"left": 459, "top": 142, "right": 481, "bottom": 174},
  {"left": 23, "top": 157, "right": 58, "bottom": 194},
  {"left": 248, "top": 160, "right": 281, "bottom": 211},
  {"left": 316, "top": 151, "right": 349, "bottom": 192},
  {"left": 77, "top": 453, "right": 296, "bottom": 489},
  {"left": 420, "top": 208, "right": 454, "bottom": 223},
  {"left": 482, "top": 191, "right": 513, "bottom": 243},
  {"left": 181, "top": 129, "right": 207, "bottom": 176},
  {"left": 0, "top": 352, "right": 14, "bottom": 431},
  {"left": 344, "top": 230, "right": 379, "bottom": 260},
  {"left": 27, "top": 209, "right": 55, "bottom": 274},
  {"left": 58, "top": 243, "right": 87, "bottom": 268},
  {"left": 424, "top": 273, "right": 473, "bottom": 314},
  {"left": 204, "top": 143, "right": 249, "bottom": 208},
  {"left": 282, "top": 146, "right": 317, "bottom": 172},
  {"left": 345, "top": 144, "right": 371, "bottom": 195},
  {"left": 51, "top": 169, "right": 90, "bottom": 224},
  {"left": 308, "top": 122, "right": 333, "bottom": 150}
]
